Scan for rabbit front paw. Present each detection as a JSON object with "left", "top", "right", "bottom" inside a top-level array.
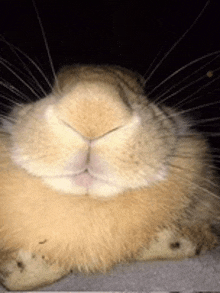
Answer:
[{"left": 0, "top": 249, "right": 68, "bottom": 291}]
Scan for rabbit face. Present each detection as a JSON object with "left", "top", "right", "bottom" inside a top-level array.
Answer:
[{"left": 6, "top": 70, "right": 177, "bottom": 198}]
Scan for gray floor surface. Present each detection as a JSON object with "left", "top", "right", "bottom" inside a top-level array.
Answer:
[{"left": 1, "top": 246, "right": 219, "bottom": 292}]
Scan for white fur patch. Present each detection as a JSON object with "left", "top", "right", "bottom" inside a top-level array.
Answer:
[
  {"left": 0, "top": 250, "right": 67, "bottom": 291},
  {"left": 43, "top": 175, "right": 125, "bottom": 198},
  {"left": 137, "top": 229, "right": 196, "bottom": 260}
]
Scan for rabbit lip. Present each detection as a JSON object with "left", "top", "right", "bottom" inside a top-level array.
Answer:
[
  {"left": 73, "top": 170, "right": 112, "bottom": 188},
  {"left": 74, "top": 171, "right": 95, "bottom": 188}
]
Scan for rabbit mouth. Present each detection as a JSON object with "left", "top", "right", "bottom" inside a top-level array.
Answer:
[
  {"left": 73, "top": 169, "right": 115, "bottom": 189},
  {"left": 42, "top": 170, "right": 124, "bottom": 197},
  {"left": 73, "top": 171, "right": 96, "bottom": 188}
]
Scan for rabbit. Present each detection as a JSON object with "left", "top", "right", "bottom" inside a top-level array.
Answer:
[{"left": 0, "top": 64, "right": 219, "bottom": 290}]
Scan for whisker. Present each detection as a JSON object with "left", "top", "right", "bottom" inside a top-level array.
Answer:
[
  {"left": 150, "top": 92, "right": 220, "bottom": 129},
  {"left": 0, "top": 80, "right": 31, "bottom": 102},
  {"left": 31, "top": 0, "right": 59, "bottom": 93},
  {"left": 148, "top": 51, "right": 220, "bottom": 99},
  {"left": 0, "top": 93, "right": 21, "bottom": 107},
  {"left": 153, "top": 66, "right": 220, "bottom": 110},
  {"left": 195, "top": 117, "right": 220, "bottom": 125},
  {"left": 173, "top": 100, "right": 220, "bottom": 117},
  {"left": 174, "top": 74, "right": 220, "bottom": 109},
  {"left": 0, "top": 103, "right": 13, "bottom": 111},
  {"left": 0, "top": 35, "right": 53, "bottom": 94},
  {"left": 143, "top": 47, "right": 166, "bottom": 81},
  {"left": 0, "top": 57, "right": 41, "bottom": 100},
  {"left": 194, "top": 132, "right": 220, "bottom": 137},
  {"left": 168, "top": 163, "right": 220, "bottom": 201},
  {"left": 0, "top": 55, "right": 43, "bottom": 97},
  {"left": 0, "top": 114, "right": 17, "bottom": 124},
  {"left": 151, "top": 100, "right": 220, "bottom": 129},
  {"left": 144, "top": 1, "right": 210, "bottom": 85},
  {"left": 209, "top": 155, "right": 220, "bottom": 159},
  {"left": 153, "top": 54, "right": 220, "bottom": 105}
]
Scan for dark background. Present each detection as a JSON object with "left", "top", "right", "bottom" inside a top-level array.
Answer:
[
  {"left": 0, "top": 0, "right": 220, "bottom": 147},
  {"left": 0, "top": 0, "right": 219, "bottom": 78}
]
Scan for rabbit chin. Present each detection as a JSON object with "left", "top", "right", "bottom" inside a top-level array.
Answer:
[{"left": 42, "top": 173, "right": 125, "bottom": 198}]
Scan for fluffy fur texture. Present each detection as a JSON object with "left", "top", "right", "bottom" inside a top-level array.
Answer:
[{"left": 0, "top": 65, "right": 219, "bottom": 290}]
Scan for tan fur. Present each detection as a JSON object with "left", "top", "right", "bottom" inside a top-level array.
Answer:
[{"left": 0, "top": 65, "right": 219, "bottom": 290}]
